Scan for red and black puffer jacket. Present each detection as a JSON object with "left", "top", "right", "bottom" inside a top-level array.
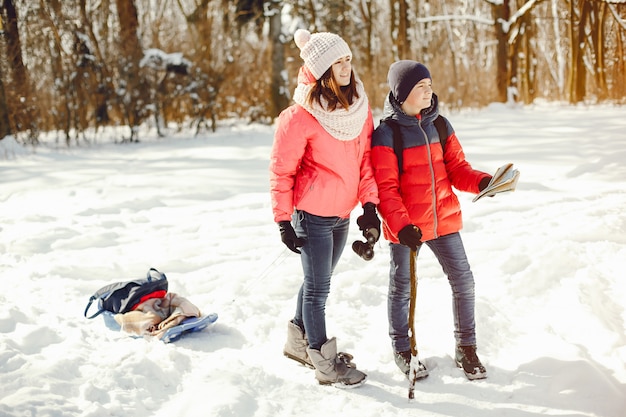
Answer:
[{"left": 371, "top": 93, "right": 490, "bottom": 243}]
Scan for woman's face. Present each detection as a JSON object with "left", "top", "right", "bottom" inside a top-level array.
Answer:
[
  {"left": 401, "top": 79, "right": 433, "bottom": 116},
  {"left": 331, "top": 56, "right": 352, "bottom": 87}
]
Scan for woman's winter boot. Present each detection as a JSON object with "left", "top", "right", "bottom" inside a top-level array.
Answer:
[
  {"left": 283, "top": 321, "right": 314, "bottom": 368},
  {"left": 306, "top": 337, "right": 367, "bottom": 387}
]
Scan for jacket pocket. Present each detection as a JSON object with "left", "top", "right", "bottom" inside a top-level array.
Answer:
[{"left": 293, "top": 168, "right": 318, "bottom": 206}]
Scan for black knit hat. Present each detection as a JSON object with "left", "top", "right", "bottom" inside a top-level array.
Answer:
[{"left": 387, "top": 60, "right": 431, "bottom": 103}]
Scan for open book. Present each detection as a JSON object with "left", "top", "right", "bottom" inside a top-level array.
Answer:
[{"left": 473, "top": 163, "right": 520, "bottom": 202}]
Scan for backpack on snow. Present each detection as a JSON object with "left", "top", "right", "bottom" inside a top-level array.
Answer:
[
  {"left": 381, "top": 115, "right": 448, "bottom": 175},
  {"left": 83, "top": 268, "right": 168, "bottom": 319}
]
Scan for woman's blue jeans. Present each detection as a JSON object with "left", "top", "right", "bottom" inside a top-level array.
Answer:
[
  {"left": 388, "top": 232, "right": 476, "bottom": 353},
  {"left": 292, "top": 210, "right": 350, "bottom": 350}
]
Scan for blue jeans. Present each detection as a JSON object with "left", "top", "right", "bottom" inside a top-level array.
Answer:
[
  {"left": 388, "top": 232, "right": 476, "bottom": 353},
  {"left": 292, "top": 210, "right": 350, "bottom": 350}
]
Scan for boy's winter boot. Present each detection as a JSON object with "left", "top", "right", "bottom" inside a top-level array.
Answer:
[
  {"left": 283, "top": 321, "right": 314, "bottom": 368},
  {"left": 306, "top": 337, "right": 367, "bottom": 388},
  {"left": 455, "top": 345, "right": 487, "bottom": 380},
  {"left": 393, "top": 350, "right": 429, "bottom": 380}
]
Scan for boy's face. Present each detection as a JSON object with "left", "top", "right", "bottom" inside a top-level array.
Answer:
[{"left": 401, "top": 79, "right": 433, "bottom": 116}]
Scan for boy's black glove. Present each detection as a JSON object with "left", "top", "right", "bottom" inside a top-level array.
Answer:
[
  {"left": 278, "top": 221, "right": 304, "bottom": 254},
  {"left": 479, "top": 176, "right": 492, "bottom": 192},
  {"left": 398, "top": 224, "right": 422, "bottom": 251},
  {"left": 356, "top": 202, "right": 381, "bottom": 243}
]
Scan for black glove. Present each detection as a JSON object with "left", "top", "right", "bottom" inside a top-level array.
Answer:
[
  {"left": 398, "top": 224, "right": 422, "bottom": 251},
  {"left": 356, "top": 202, "right": 381, "bottom": 244},
  {"left": 278, "top": 221, "right": 304, "bottom": 254},
  {"left": 479, "top": 176, "right": 492, "bottom": 192}
]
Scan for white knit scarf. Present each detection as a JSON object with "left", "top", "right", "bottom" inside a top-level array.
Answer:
[{"left": 292, "top": 79, "right": 369, "bottom": 141}]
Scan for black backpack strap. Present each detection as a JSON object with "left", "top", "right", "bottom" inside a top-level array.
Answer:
[
  {"left": 84, "top": 295, "right": 105, "bottom": 319},
  {"left": 433, "top": 115, "right": 448, "bottom": 151},
  {"left": 382, "top": 118, "right": 404, "bottom": 175},
  {"left": 383, "top": 116, "right": 447, "bottom": 175}
]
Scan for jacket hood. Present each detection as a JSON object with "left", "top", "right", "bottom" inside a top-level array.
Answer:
[
  {"left": 297, "top": 66, "right": 317, "bottom": 85},
  {"left": 381, "top": 92, "right": 439, "bottom": 126}
]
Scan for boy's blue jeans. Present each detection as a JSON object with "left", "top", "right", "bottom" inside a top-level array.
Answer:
[
  {"left": 292, "top": 210, "right": 350, "bottom": 350},
  {"left": 388, "top": 232, "right": 477, "bottom": 353}
]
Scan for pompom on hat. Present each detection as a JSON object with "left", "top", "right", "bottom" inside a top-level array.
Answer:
[
  {"left": 387, "top": 60, "right": 431, "bottom": 104},
  {"left": 294, "top": 29, "right": 352, "bottom": 80}
]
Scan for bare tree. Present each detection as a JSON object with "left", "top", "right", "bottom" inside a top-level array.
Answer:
[
  {"left": 77, "top": 0, "right": 114, "bottom": 136},
  {"left": 115, "top": 0, "right": 150, "bottom": 141},
  {"left": 1, "top": 0, "right": 38, "bottom": 142},
  {"left": 491, "top": 0, "right": 512, "bottom": 103},
  {"left": 38, "top": 0, "right": 79, "bottom": 145},
  {"left": 176, "top": 0, "right": 228, "bottom": 132},
  {"left": 586, "top": 0, "right": 609, "bottom": 101},
  {"left": 234, "top": 0, "right": 288, "bottom": 118},
  {"left": 0, "top": 66, "right": 10, "bottom": 139},
  {"left": 568, "top": 0, "right": 589, "bottom": 103},
  {"left": 268, "top": 0, "right": 289, "bottom": 117},
  {"left": 389, "top": 0, "right": 411, "bottom": 60},
  {"left": 0, "top": 12, "right": 8, "bottom": 139},
  {"left": 609, "top": 4, "right": 626, "bottom": 99}
]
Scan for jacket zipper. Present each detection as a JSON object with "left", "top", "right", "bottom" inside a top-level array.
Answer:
[{"left": 419, "top": 119, "right": 439, "bottom": 238}]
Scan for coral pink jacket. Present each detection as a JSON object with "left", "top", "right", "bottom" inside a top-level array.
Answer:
[{"left": 270, "top": 104, "right": 379, "bottom": 222}]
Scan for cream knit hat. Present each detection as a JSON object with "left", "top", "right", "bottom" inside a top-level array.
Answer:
[{"left": 294, "top": 29, "right": 352, "bottom": 80}]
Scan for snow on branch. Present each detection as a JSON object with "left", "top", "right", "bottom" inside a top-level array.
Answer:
[
  {"left": 608, "top": 3, "right": 626, "bottom": 31},
  {"left": 499, "top": 0, "right": 541, "bottom": 33},
  {"left": 415, "top": 14, "right": 494, "bottom": 26},
  {"left": 140, "top": 48, "right": 192, "bottom": 75},
  {"left": 416, "top": 1, "right": 548, "bottom": 34}
]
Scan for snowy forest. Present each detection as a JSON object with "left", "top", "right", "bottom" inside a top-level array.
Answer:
[{"left": 0, "top": 0, "right": 625, "bottom": 145}]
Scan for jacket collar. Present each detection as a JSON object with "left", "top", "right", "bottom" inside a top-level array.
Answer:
[{"left": 381, "top": 92, "right": 439, "bottom": 126}]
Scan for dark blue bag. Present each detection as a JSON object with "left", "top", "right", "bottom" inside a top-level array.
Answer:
[{"left": 84, "top": 268, "right": 168, "bottom": 319}]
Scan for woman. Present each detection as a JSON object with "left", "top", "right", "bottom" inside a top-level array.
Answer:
[
  {"left": 269, "top": 29, "right": 380, "bottom": 387},
  {"left": 371, "top": 60, "right": 491, "bottom": 381}
]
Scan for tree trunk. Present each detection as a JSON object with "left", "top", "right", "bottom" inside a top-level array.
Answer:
[
  {"left": 114, "top": 0, "right": 148, "bottom": 141},
  {"left": 1, "top": 0, "right": 38, "bottom": 141},
  {"left": 590, "top": 2, "right": 608, "bottom": 100},
  {"left": 397, "top": 0, "right": 410, "bottom": 59},
  {"left": 358, "top": 0, "right": 374, "bottom": 74},
  {"left": 390, "top": 0, "right": 411, "bottom": 60},
  {"left": 269, "top": 1, "right": 288, "bottom": 118},
  {"left": 0, "top": 68, "right": 10, "bottom": 139},
  {"left": 493, "top": 0, "right": 510, "bottom": 103},
  {"left": 616, "top": 22, "right": 625, "bottom": 100},
  {"left": 570, "top": 0, "right": 591, "bottom": 103},
  {"left": 517, "top": 13, "right": 537, "bottom": 104},
  {"left": 78, "top": 0, "right": 113, "bottom": 130},
  {"left": 327, "top": 0, "right": 347, "bottom": 34}
]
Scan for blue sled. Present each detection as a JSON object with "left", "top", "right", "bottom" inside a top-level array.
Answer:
[
  {"left": 161, "top": 313, "right": 219, "bottom": 343},
  {"left": 101, "top": 311, "right": 218, "bottom": 343}
]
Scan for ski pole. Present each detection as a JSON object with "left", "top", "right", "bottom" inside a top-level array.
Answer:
[
  {"left": 229, "top": 247, "right": 290, "bottom": 305},
  {"left": 408, "top": 248, "right": 418, "bottom": 400}
]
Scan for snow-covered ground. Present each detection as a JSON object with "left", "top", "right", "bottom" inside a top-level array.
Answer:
[{"left": 1, "top": 101, "right": 625, "bottom": 417}]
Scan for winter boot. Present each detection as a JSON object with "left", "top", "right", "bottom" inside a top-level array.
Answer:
[
  {"left": 455, "top": 345, "right": 487, "bottom": 380},
  {"left": 394, "top": 350, "right": 429, "bottom": 381},
  {"left": 306, "top": 337, "right": 367, "bottom": 388},
  {"left": 283, "top": 321, "right": 314, "bottom": 368}
]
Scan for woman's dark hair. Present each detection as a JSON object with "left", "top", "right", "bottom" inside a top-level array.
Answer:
[{"left": 307, "top": 68, "right": 359, "bottom": 111}]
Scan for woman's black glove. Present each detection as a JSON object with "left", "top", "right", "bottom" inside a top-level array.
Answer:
[
  {"left": 356, "top": 202, "right": 381, "bottom": 243},
  {"left": 278, "top": 221, "right": 304, "bottom": 254},
  {"left": 398, "top": 224, "right": 422, "bottom": 251}
]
